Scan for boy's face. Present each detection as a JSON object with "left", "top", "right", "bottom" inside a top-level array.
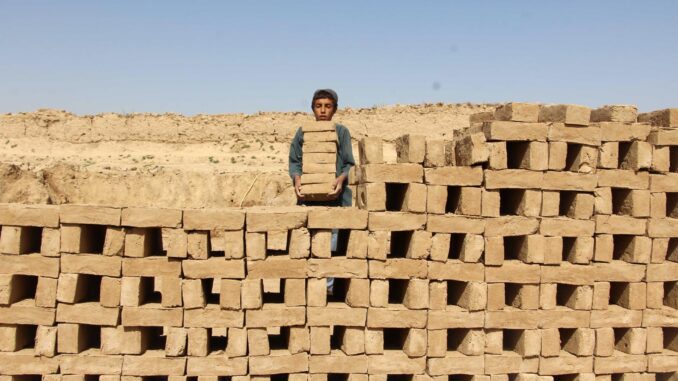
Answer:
[{"left": 313, "top": 98, "right": 336, "bottom": 121}]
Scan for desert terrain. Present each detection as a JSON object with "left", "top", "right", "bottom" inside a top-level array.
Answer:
[{"left": 0, "top": 103, "right": 495, "bottom": 208}]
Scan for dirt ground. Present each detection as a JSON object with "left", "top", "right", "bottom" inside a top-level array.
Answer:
[{"left": 0, "top": 103, "right": 495, "bottom": 208}]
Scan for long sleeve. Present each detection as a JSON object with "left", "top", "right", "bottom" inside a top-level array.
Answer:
[
  {"left": 338, "top": 125, "right": 355, "bottom": 177},
  {"left": 288, "top": 127, "right": 303, "bottom": 181}
]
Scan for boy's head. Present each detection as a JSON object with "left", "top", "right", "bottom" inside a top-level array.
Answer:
[{"left": 312, "top": 89, "right": 338, "bottom": 121}]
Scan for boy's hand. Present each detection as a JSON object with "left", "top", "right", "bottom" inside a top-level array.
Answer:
[
  {"left": 294, "top": 175, "right": 304, "bottom": 199},
  {"left": 328, "top": 174, "right": 345, "bottom": 198}
]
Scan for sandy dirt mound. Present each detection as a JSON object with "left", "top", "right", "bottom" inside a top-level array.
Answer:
[{"left": 0, "top": 103, "right": 495, "bottom": 207}]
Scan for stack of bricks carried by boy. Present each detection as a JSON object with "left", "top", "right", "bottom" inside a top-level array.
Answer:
[
  {"left": 0, "top": 103, "right": 677, "bottom": 381},
  {"left": 300, "top": 121, "right": 338, "bottom": 201}
]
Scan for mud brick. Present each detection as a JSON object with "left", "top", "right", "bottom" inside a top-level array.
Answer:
[
  {"left": 37, "top": 227, "right": 60, "bottom": 257},
  {"left": 368, "top": 351, "right": 426, "bottom": 374},
  {"left": 182, "top": 258, "right": 245, "bottom": 279},
  {"left": 599, "top": 170, "right": 650, "bottom": 190},
  {"left": 56, "top": 323, "right": 97, "bottom": 353},
  {"left": 540, "top": 104, "right": 591, "bottom": 126},
  {"left": 427, "top": 215, "right": 485, "bottom": 235},
  {"left": 250, "top": 351, "right": 308, "bottom": 375},
  {"left": 650, "top": 192, "right": 668, "bottom": 219},
  {"left": 562, "top": 192, "right": 595, "bottom": 219},
  {"left": 247, "top": 258, "right": 307, "bottom": 278},
  {"left": 541, "top": 191, "right": 559, "bottom": 216},
  {"left": 652, "top": 145, "right": 671, "bottom": 172},
  {"left": 0, "top": 325, "right": 33, "bottom": 352},
  {"left": 305, "top": 152, "right": 336, "bottom": 165},
  {"left": 370, "top": 279, "right": 389, "bottom": 307},
  {"left": 647, "top": 262, "right": 678, "bottom": 282},
  {"left": 307, "top": 278, "right": 326, "bottom": 307},
  {"left": 593, "top": 327, "right": 615, "bottom": 356},
  {"left": 122, "top": 306, "right": 183, "bottom": 327},
  {"left": 455, "top": 133, "right": 490, "bottom": 166},
  {"left": 122, "top": 353, "right": 187, "bottom": 376},
  {"left": 164, "top": 327, "right": 187, "bottom": 356},
  {"left": 266, "top": 230, "right": 287, "bottom": 252},
  {"left": 246, "top": 305, "right": 306, "bottom": 327},
  {"left": 542, "top": 172, "right": 598, "bottom": 191},
  {"left": 487, "top": 141, "right": 508, "bottom": 169},
  {"left": 564, "top": 236, "right": 594, "bottom": 264},
  {"left": 368, "top": 212, "right": 426, "bottom": 231},
  {"left": 651, "top": 237, "right": 673, "bottom": 263},
  {"left": 246, "top": 232, "right": 266, "bottom": 260},
  {"left": 35, "top": 276, "right": 57, "bottom": 307},
  {"left": 613, "top": 282, "right": 647, "bottom": 310},
  {"left": 100, "top": 326, "right": 147, "bottom": 355},
  {"left": 593, "top": 261, "right": 646, "bottom": 283},
  {"left": 181, "top": 209, "right": 245, "bottom": 231},
  {"left": 424, "top": 166, "right": 483, "bottom": 186},
  {"left": 308, "top": 208, "right": 368, "bottom": 229},
  {"left": 308, "top": 259, "right": 368, "bottom": 279},
  {"left": 650, "top": 128, "right": 678, "bottom": 146},
  {"left": 639, "top": 108, "right": 678, "bottom": 127},
  {"left": 598, "top": 142, "right": 619, "bottom": 168},
  {"left": 367, "top": 308, "right": 426, "bottom": 328},
  {"left": 484, "top": 236, "right": 504, "bottom": 266},
  {"left": 542, "top": 236, "right": 563, "bottom": 264},
  {"left": 595, "top": 187, "right": 613, "bottom": 215},
  {"left": 645, "top": 327, "right": 664, "bottom": 353},
  {"left": 338, "top": 327, "right": 365, "bottom": 355},
  {"left": 395, "top": 134, "right": 426, "bottom": 163},
  {"left": 60, "top": 205, "right": 121, "bottom": 225},
  {"left": 548, "top": 141, "right": 567, "bottom": 170},
  {"left": 494, "top": 102, "right": 540, "bottom": 122},
  {"left": 310, "top": 326, "right": 331, "bottom": 354},
  {"left": 592, "top": 282, "right": 610, "bottom": 309},
  {"left": 187, "top": 231, "right": 209, "bottom": 259},
  {"left": 121, "top": 207, "right": 182, "bottom": 228},
  {"left": 595, "top": 215, "right": 646, "bottom": 235},
  {"left": 484, "top": 353, "right": 539, "bottom": 374},
  {"left": 220, "top": 229, "right": 244, "bottom": 259},
  {"left": 619, "top": 141, "right": 652, "bottom": 170},
  {"left": 646, "top": 282, "right": 664, "bottom": 308},
  {"left": 123, "top": 257, "right": 181, "bottom": 277},
  {"left": 484, "top": 169, "right": 543, "bottom": 189},
  {"left": 303, "top": 163, "right": 335, "bottom": 174},
  {"left": 0, "top": 353, "right": 60, "bottom": 374},
  {"left": 540, "top": 328, "right": 560, "bottom": 357},
  {"left": 288, "top": 326, "right": 310, "bottom": 354},
  {"left": 0, "top": 226, "right": 41, "bottom": 255},
  {"left": 486, "top": 260, "right": 540, "bottom": 283},
  {"left": 281, "top": 278, "right": 305, "bottom": 307},
  {"left": 362, "top": 327, "right": 383, "bottom": 354},
  {"left": 594, "top": 354, "right": 648, "bottom": 374},
  {"left": 509, "top": 141, "right": 549, "bottom": 170},
  {"left": 0, "top": 303, "right": 55, "bottom": 325},
  {"left": 33, "top": 325, "right": 57, "bottom": 356},
  {"left": 184, "top": 305, "right": 244, "bottom": 328},
  {"left": 55, "top": 274, "right": 92, "bottom": 303},
  {"left": 247, "top": 328, "right": 269, "bottom": 356},
  {"left": 61, "top": 254, "right": 121, "bottom": 277},
  {"left": 648, "top": 218, "right": 678, "bottom": 238},
  {"left": 181, "top": 279, "right": 205, "bottom": 309},
  {"left": 185, "top": 356, "right": 247, "bottom": 376},
  {"left": 539, "top": 353, "right": 593, "bottom": 375},
  {"left": 617, "top": 235, "right": 652, "bottom": 264},
  {"left": 428, "top": 353, "right": 485, "bottom": 376},
  {"left": 652, "top": 173, "right": 678, "bottom": 192},
  {"left": 286, "top": 228, "right": 309, "bottom": 259},
  {"left": 358, "top": 163, "right": 423, "bottom": 183},
  {"left": 482, "top": 189, "right": 501, "bottom": 216},
  {"left": 541, "top": 262, "right": 595, "bottom": 285},
  {"left": 591, "top": 105, "right": 638, "bottom": 123},
  {"left": 246, "top": 207, "right": 307, "bottom": 232},
  {"left": 428, "top": 233, "right": 483, "bottom": 263},
  {"left": 359, "top": 137, "right": 384, "bottom": 164},
  {"left": 241, "top": 279, "right": 262, "bottom": 309},
  {"left": 302, "top": 120, "right": 336, "bottom": 132},
  {"left": 357, "top": 183, "right": 386, "bottom": 211},
  {"left": 485, "top": 216, "right": 539, "bottom": 237},
  {"left": 424, "top": 139, "right": 446, "bottom": 167},
  {"left": 308, "top": 352, "right": 368, "bottom": 374},
  {"left": 369, "top": 259, "right": 427, "bottom": 279},
  {"left": 614, "top": 327, "right": 647, "bottom": 354},
  {"left": 161, "top": 229, "right": 186, "bottom": 258},
  {"left": 122, "top": 228, "right": 158, "bottom": 258},
  {"left": 560, "top": 328, "right": 595, "bottom": 356},
  {"left": 613, "top": 189, "right": 651, "bottom": 217},
  {"left": 346, "top": 230, "right": 368, "bottom": 259},
  {"left": 0, "top": 204, "right": 59, "bottom": 227},
  {"left": 311, "top": 230, "right": 331, "bottom": 258}
]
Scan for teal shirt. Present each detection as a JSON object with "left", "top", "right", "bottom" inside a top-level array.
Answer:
[{"left": 288, "top": 123, "right": 355, "bottom": 207}]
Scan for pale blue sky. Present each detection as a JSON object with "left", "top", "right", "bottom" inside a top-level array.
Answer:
[{"left": 1, "top": 1, "right": 677, "bottom": 115}]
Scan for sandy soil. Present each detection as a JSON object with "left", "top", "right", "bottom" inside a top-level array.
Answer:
[{"left": 0, "top": 103, "right": 495, "bottom": 208}]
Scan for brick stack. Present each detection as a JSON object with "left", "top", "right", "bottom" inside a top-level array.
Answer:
[
  {"left": 0, "top": 103, "right": 677, "bottom": 381},
  {"left": 300, "top": 121, "right": 338, "bottom": 201}
]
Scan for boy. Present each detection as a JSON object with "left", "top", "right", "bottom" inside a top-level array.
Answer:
[
  {"left": 288, "top": 89, "right": 355, "bottom": 207},
  {"left": 288, "top": 89, "right": 355, "bottom": 294}
]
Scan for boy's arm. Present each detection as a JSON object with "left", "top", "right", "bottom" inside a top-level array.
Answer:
[
  {"left": 289, "top": 128, "right": 304, "bottom": 198},
  {"left": 339, "top": 126, "right": 356, "bottom": 178}
]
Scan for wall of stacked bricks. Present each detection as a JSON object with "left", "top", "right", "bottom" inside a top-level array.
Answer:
[{"left": 1, "top": 104, "right": 677, "bottom": 381}]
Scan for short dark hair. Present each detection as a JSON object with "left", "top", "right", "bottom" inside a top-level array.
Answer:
[{"left": 312, "top": 89, "right": 338, "bottom": 108}]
